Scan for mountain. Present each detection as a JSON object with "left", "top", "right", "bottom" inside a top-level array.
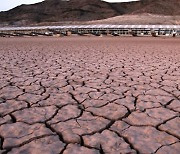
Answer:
[
  {"left": 0, "top": 0, "right": 180, "bottom": 26},
  {"left": 111, "top": 0, "right": 180, "bottom": 15}
]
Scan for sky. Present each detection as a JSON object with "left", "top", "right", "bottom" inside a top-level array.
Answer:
[{"left": 0, "top": 0, "right": 139, "bottom": 12}]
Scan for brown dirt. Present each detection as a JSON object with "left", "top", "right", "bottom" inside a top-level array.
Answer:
[
  {"left": 87, "top": 14, "right": 180, "bottom": 25},
  {"left": 0, "top": 37, "right": 180, "bottom": 153}
]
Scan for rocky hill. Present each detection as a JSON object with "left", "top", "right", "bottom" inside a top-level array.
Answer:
[
  {"left": 111, "top": 0, "right": 180, "bottom": 16},
  {"left": 0, "top": 0, "right": 180, "bottom": 26}
]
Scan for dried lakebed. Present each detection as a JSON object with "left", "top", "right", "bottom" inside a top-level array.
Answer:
[{"left": 0, "top": 37, "right": 180, "bottom": 154}]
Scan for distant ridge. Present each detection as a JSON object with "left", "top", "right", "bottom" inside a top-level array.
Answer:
[{"left": 0, "top": 0, "right": 180, "bottom": 26}]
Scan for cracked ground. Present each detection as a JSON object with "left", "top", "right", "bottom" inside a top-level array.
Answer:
[{"left": 0, "top": 37, "right": 179, "bottom": 154}]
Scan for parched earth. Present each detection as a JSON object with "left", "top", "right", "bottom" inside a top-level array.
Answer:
[{"left": 0, "top": 37, "right": 179, "bottom": 154}]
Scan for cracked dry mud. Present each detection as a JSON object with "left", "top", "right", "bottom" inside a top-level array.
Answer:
[{"left": 0, "top": 37, "right": 179, "bottom": 154}]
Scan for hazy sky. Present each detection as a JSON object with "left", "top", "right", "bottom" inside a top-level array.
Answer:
[{"left": 0, "top": 0, "right": 139, "bottom": 12}]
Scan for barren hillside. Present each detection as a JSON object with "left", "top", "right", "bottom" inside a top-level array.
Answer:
[{"left": 0, "top": 0, "right": 180, "bottom": 26}]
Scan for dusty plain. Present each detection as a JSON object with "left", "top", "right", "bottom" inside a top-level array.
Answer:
[{"left": 0, "top": 37, "right": 180, "bottom": 154}]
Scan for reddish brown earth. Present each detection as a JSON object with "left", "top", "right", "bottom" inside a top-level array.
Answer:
[{"left": 0, "top": 37, "right": 180, "bottom": 154}]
